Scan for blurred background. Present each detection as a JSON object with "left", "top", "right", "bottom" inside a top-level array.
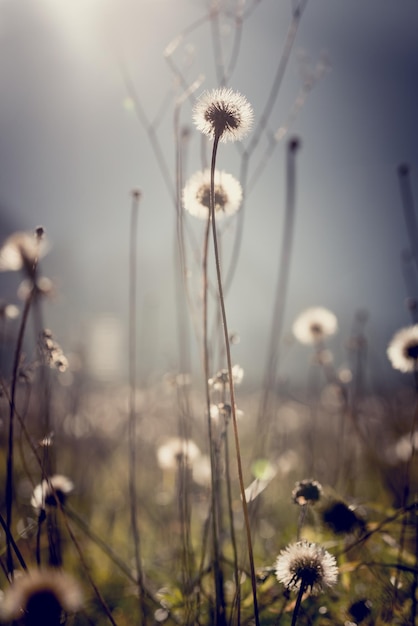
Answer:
[{"left": 0, "top": 0, "right": 417, "bottom": 387}]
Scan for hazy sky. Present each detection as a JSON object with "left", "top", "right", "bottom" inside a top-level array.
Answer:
[{"left": 0, "top": 0, "right": 417, "bottom": 385}]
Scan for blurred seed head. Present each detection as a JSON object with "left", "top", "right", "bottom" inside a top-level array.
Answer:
[
  {"left": 0, "top": 229, "right": 49, "bottom": 278},
  {"left": 156, "top": 437, "right": 200, "bottom": 470},
  {"left": 387, "top": 324, "right": 418, "bottom": 373},
  {"left": 348, "top": 598, "right": 372, "bottom": 623},
  {"left": 39, "top": 329, "right": 68, "bottom": 372},
  {"left": 0, "top": 568, "right": 82, "bottom": 625},
  {"left": 292, "top": 307, "right": 338, "bottom": 345},
  {"left": 31, "top": 475, "right": 74, "bottom": 512},
  {"left": 292, "top": 479, "right": 323, "bottom": 506},
  {"left": 321, "top": 499, "right": 365, "bottom": 535},
  {"left": 182, "top": 169, "right": 242, "bottom": 220},
  {"left": 209, "top": 364, "right": 244, "bottom": 389}
]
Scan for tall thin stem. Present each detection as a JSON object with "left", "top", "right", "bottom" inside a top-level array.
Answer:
[
  {"left": 6, "top": 288, "right": 34, "bottom": 578},
  {"left": 398, "top": 164, "right": 418, "bottom": 275},
  {"left": 202, "top": 170, "right": 226, "bottom": 625},
  {"left": 209, "top": 133, "right": 260, "bottom": 626},
  {"left": 254, "top": 137, "right": 300, "bottom": 458},
  {"left": 128, "top": 190, "right": 146, "bottom": 624}
]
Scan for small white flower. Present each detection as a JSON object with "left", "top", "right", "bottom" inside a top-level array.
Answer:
[
  {"left": 193, "top": 87, "right": 254, "bottom": 143},
  {"left": 387, "top": 325, "right": 418, "bottom": 373},
  {"left": 292, "top": 307, "right": 338, "bottom": 345}
]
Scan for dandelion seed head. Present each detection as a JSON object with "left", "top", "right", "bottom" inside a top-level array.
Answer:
[
  {"left": 183, "top": 169, "right": 242, "bottom": 220},
  {"left": 0, "top": 568, "right": 83, "bottom": 623},
  {"left": 387, "top": 325, "right": 418, "bottom": 373},
  {"left": 292, "top": 307, "right": 338, "bottom": 345},
  {"left": 31, "top": 475, "right": 74, "bottom": 511},
  {"left": 0, "top": 303, "right": 19, "bottom": 320},
  {"left": 292, "top": 479, "right": 323, "bottom": 506},
  {"left": 193, "top": 87, "right": 253, "bottom": 143},
  {"left": 275, "top": 541, "right": 338, "bottom": 595},
  {"left": 18, "top": 276, "right": 54, "bottom": 301},
  {"left": 156, "top": 437, "right": 200, "bottom": 470},
  {"left": 0, "top": 230, "right": 49, "bottom": 275}
]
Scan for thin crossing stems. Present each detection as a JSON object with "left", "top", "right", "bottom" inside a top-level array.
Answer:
[
  {"left": 128, "top": 190, "right": 146, "bottom": 625},
  {"left": 209, "top": 133, "right": 260, "bottom": 626}
]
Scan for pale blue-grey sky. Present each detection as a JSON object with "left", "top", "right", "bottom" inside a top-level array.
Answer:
[{"left": 0, "top": 0, "right": 417, "bottom": 385}]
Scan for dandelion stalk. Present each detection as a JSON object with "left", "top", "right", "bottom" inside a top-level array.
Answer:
[
  {"left": 6, "top": 287, "right": 34, "bottom": 578},
  {"left": 128, "top": 189, "right": 146, "bottom": 625},
  {"left": 209, "top": 131, "right": 260, "bottom": 626},
  {"left": 202, "top": 188, "right": 227, "bottom": 625},
  {"left": 291, "top": 580, "right": 306, "bottom": 626},
  {"left": 398, "top": 164, "right": 418, "bottom": 275},
  {"left": 254, "top": 137, "right": 300, "bottom": 458},
  {"left": 222, "top": 417, "right": 240, "bottom": 625}
]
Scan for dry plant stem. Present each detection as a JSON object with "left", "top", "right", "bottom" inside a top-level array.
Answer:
[
  {"left": 209, "top": 133, "right": 260, "bottom": 626},
  {"left": 297, "top": 505, "right": 308, "bottom": 541},
  {"left": 117, "top": 57, "right": 175, "bottom": 205},
  {"left": 393, "top": 374, "right": 418, "bottom": 606},
  {"left": 128, "top": 191, "right": 146, "bottom": 625},
  {"left": 254, "top": 138, "right": 300, "bottom": 457},
  {"left": 59, "top": 507, "right": 119, "bottom": 626},
  {"left": 224, "top": 2, "right": 307, "bottom": 293},
  {"left": 411, "top": 507, "right": 418, "bottom": 626},
  {"left": 202, "top": 177, "right": 226, "bottom": 625},
  {"left": 210, "top": 2, "right": 226, "bottom": 86},
  {"left": 5, "top": 288, "right": 33, "bottom": 578},
  {"left": 0, "top": 511, "right": 27, "bottom": 571},
  {"left": 174, "top": 106, "right": 196, "bottom": 608},
  {"left": 398, "top": 164, "right": 418, "bottom": 275}
]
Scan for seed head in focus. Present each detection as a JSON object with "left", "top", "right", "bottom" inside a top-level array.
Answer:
[{"left": 193, "top": 87, "right": 254, "bottom": 143}]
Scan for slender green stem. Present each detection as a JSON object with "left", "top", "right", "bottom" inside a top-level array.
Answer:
[{"left": 209, "top": 133, "right": 260, "bottom": 626}]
